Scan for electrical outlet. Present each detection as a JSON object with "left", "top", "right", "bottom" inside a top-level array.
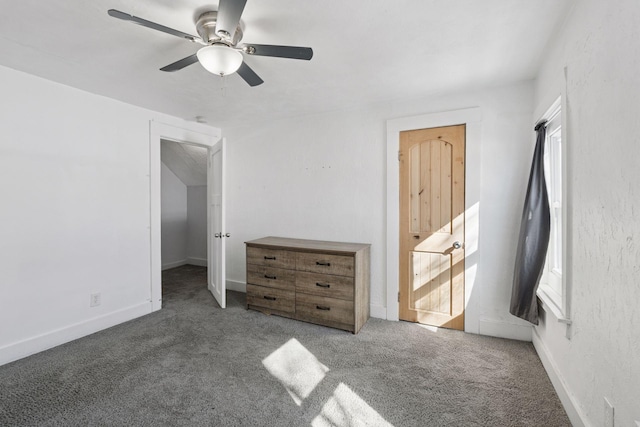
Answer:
[
  {"left": 90, "top": 293, "right": 101, "bottom": 307},
  {"left": 604, "top": 397, "right": 614, "bottom": 427}
]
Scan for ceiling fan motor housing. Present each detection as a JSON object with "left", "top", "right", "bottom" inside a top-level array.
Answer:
[{"left": 195, "top": 11, "right": 243, "bottom": 45}]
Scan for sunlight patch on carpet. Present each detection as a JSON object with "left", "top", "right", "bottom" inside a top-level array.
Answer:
[
  {"left": 262, "top": 338, "right": 329, "bottom": 406},
  {"left": 417, "top": 324, "right": 439, "bottom": 333},
  {"left": 311, "top": 383, "right": 394, "bottom": 427}
]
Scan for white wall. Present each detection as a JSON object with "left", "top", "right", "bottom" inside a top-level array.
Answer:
[
  {"left": 161, "top": 162, "right": 188, "bottom": 269},
  {"left": 532, "top": 1, "right": 640, "bottom": 426},
  {"left": 187, "top": 185, "right": 207, "bottom": 263},
  {"left": 0, "top": 65, "right": 218, "bottom": 365},
  {"left": 224, "top": 80, "right": 536, "bottom": 340}
]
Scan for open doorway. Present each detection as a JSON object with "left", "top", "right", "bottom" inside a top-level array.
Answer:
[
  {"left": 149, "top": 121, "right": 225, "bottom": 312},
  {"left": 160, "top": 140, "right": 208, "bottom": 270},
  {"left": 160, "top": 140, "right": 209, "bottom": 299}
]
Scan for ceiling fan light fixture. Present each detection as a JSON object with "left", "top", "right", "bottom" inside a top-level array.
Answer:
[{"left": 197, "top": 45, "right": 243, "bottom": 76}]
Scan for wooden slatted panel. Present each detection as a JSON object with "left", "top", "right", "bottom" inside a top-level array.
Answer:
[
  {"left": 410, "top": 144, "right": 421, "bottom": 233},
  {"left": 440, "top": 142, "right": 453, "bottom": 233},
  {"left": 410, "top": 252, "right": 452, "bottom": 314},
  {"left": 412, "top": 140, "right": 453, "bottom": 234},
  {"left": 421, "top": 142, "right": 431, "bottom": 232},
  {"left": 430, "top": 142, "right": 441, "bottom": 233}
]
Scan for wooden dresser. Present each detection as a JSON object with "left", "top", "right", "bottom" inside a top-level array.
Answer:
[{"left": 245, "top": 236, "right": 370, "bottom": 333}]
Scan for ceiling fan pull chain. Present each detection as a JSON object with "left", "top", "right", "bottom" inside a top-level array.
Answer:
[{"left": 220, "top": 74, "right": 227, "bottom": 98}]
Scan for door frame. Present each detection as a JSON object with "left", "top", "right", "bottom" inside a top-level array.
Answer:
[
  {"left": 386, "top": 108, "right": 481, "bottom": 332},
  {"left": 149, "top": 120, "right": 221, "bottom": 312}
]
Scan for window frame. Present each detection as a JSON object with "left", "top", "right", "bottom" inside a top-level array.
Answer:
[{"left": 536, "top": 97, "right": 569, "bottom": 320}]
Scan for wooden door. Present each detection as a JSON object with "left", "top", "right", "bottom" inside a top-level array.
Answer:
[
  {"left": 399, "top": 125, "right": 465, "bottom": 330},
  {"left": 208, "top": 138, "right": 226, "bottom": 308}
]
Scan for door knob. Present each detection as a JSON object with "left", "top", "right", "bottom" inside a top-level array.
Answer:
[
  {"left": 225, "top": 233, "right": 231, "bottom": 238},
  {"left": 452, "top": 241, "right": 462, "bottom": 249},
  {"left": 214, "top": 232, "right": 221, "bottom": 238}
]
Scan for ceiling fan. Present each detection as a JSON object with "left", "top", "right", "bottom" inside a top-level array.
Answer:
[{"left": 107, "top": 0, "right": 313, "bottom": 87}]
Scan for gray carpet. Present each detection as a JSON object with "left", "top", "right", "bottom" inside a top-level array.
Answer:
[{"left": 0, "top": 265, "right": 570, "bottom": 426}]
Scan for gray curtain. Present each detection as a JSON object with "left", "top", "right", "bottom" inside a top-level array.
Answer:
[{"left": 510, "top": 122, "right": 551, "bottom": 325}]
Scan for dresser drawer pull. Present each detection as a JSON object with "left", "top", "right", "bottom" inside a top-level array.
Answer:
[
  {"left": 264, "top": 274, "right": 277, "bottom": 280},
  {"left": 264, "top": 256, "right": 277, "bottom": 260},
  {"left": 316, "top": 305, "right": 331, "bottom": 311},
  {"left": 315, "top": 282, "right": 331, "bottom": 288},
  {"left": 315, "top": 261, "right": 331, "bottom": 267},
  {"left": 263, "top": 296, "right": 277, "bottom": 301}
]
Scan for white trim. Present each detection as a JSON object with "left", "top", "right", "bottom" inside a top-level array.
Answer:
[
  {"left": 532, "top": 328, "right": 588, "bottom": 427},
  {"left": 477, "top": 317, "right": 532, "bottom": 341},
  {"left": 536, "top": 94, "right": 571, "bottom": 324},
  {"left": 537, "top": 290, "right": 572, "bottom": 325},
  {"left": 186, "top": 257, "right": 208, "bottom": 267},
  {"left": 226, "top": 279, "right": 246, "bottom": 293},
  {"left": 149, "top": 120, "right": 220, "bottom": 312},
  {"left": 162, "top": 259, "right": 188, "bottom": 270},
  {"left": 0, "top": 302, "right": 152, "bottom": 366},
  {"left": 162, "top": 258, "right": 207, "bottom": 270},
  {"left": 385, "top": 108, "right": 482, "bottom": 334}
]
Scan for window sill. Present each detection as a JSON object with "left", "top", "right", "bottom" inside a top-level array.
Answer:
[{"left": 537, "top": 286, "right": 571, "bottom": 325}]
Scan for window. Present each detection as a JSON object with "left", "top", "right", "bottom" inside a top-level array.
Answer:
[{"left": 538, "top": 98, "right": 566, "bottom": 316}]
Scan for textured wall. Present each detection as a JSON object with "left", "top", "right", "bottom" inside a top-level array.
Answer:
[{"left": 533, "top": 0, "right": 640, "bottom": 426}]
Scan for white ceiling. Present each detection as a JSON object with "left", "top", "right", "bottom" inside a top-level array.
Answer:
[
  {"left": 161, "top": 140, "right": 208, "bottom": 186},
  {"left": 0, "top": 1, "right": 573, "bottom": 129}
]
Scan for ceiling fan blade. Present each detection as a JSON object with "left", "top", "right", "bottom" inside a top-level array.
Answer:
[
  {"left": 236, "top": 62, "right": 264, "bottom": 87},
  {"left": 160, "top": 53, "right": 199, "bottom": 72},
  {"left": 242, "top": 44, "right": 313, "bottom": 60},
  {"left": 108, "top": 9, "right": 202, "bottom": 44},
  {"left": 215, "top": 0, "right": 247, "bottom": 40}
]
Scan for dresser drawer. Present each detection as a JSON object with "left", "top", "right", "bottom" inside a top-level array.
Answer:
[
  {"left": 296, "top": 252, "right": 355, "bottom": 277},
  {"left": 296, "top": 293, "right": 354, "bottom": 325},
  {"left": 246, "top": 284, "right": 295, "bottom": 313},
  {"left": 247, "top": 264, "right": 295, "bottom": 290},
  {"left": 296, "top": 271, "right": 354, "bottom": 300},
  {"left": 247, "top": 246, "right": 295, "bottom": 269}
]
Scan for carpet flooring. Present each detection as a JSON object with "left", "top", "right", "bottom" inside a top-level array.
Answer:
[{"left": 0, "top": 265, "right": 570, "bottom": 426}]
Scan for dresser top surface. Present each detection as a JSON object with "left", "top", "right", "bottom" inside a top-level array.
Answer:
[{"left": 245, "top": 236, "right": 370, "bottom": 254}]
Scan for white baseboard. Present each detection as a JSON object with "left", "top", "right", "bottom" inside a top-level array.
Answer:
[
  {"left": 162, "top": 259, "right": 187, "bottom": 270},
  {"left": 532, "top": 328, "right": 587, "bottom": 427},
  {"left": 370, "top": 304, "right": 387, "bottom": 319},
  {"left": 477, "top": 317, "right": 533, "bottom": 341},
  {"left": 0, "top": 301, "right": 152, "bottom": 367},
  {"left": 226, "top": 279, "right": 246, "bottom": 293},
  {"left": 186, "top": 257, "right": 207, "bottom": 267}
]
